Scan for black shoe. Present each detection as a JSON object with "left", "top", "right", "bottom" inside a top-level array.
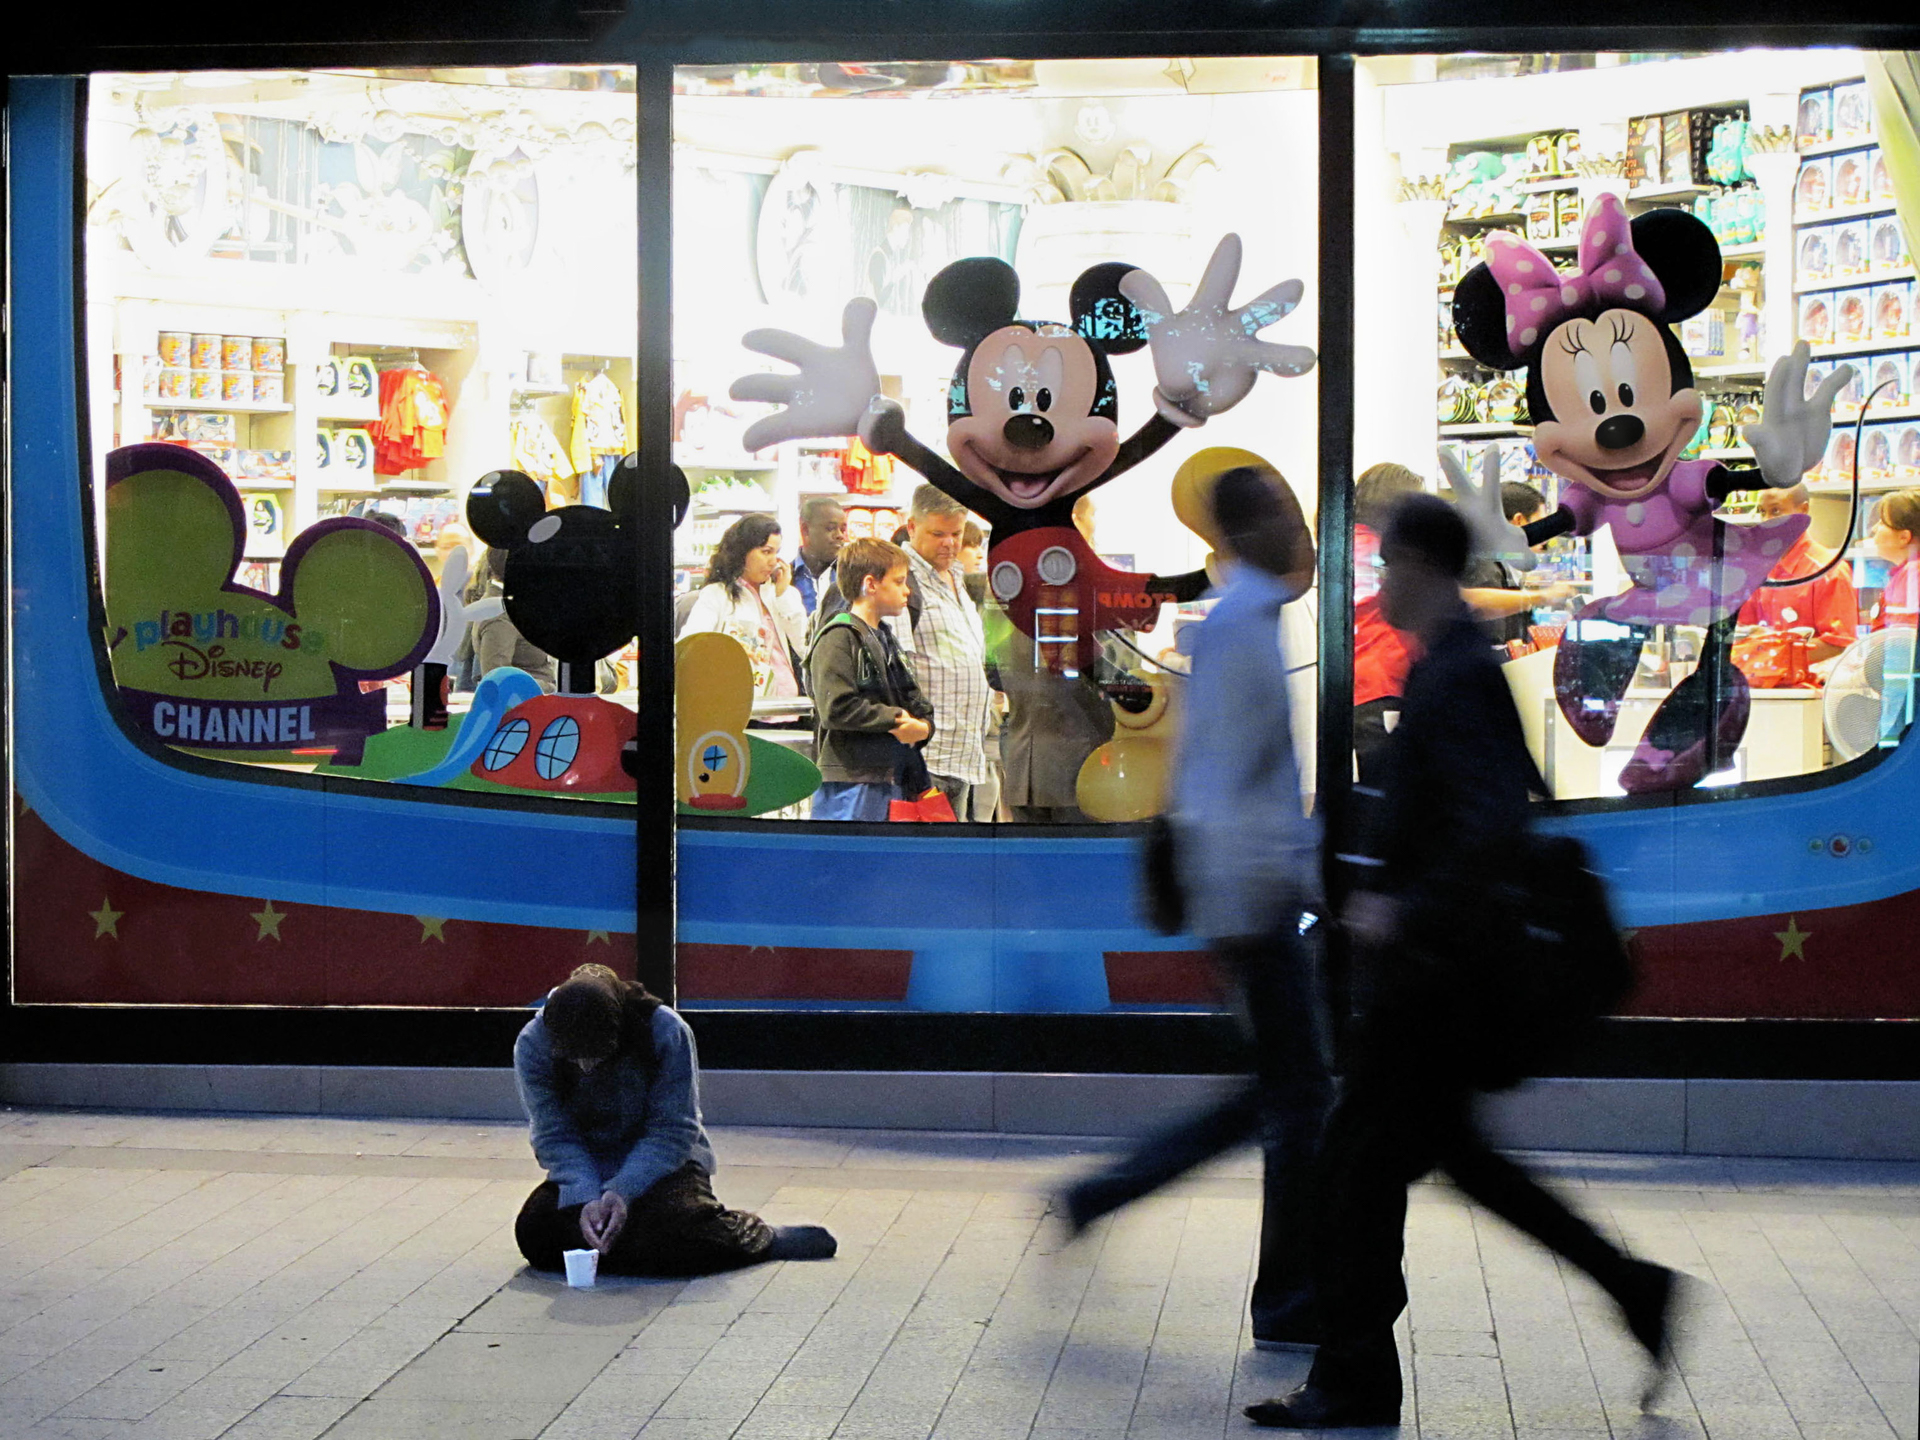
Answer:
[
  {"left": 1245, "top": 1382, "right": 1400, "bottom": 1428},
  {"left": 1615, "top": 1260, "right": 1687, "bottom": 1407},
  {"left": 766, "top": 1225, "right": 836, "bottom": 1261}
]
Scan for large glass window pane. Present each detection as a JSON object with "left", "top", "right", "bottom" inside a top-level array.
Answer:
[
  {"left": 672, "top": 57, "right": 1320, "bottom": 830},
  {"left": 1355, "top": 51, "right": 1917, "bottom": 801}
]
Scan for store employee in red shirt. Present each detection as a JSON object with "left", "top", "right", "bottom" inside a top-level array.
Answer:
[
  {"left": 1353, "top": 464, "right": 1424, "bottom": 786},
  {"left": 1735, "top": 484, "right": 1857, "bottom": 657}
]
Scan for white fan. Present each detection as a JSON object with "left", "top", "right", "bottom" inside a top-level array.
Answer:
[{"left": 1823, "top": 628, "right": 1917, "bottom": 761}]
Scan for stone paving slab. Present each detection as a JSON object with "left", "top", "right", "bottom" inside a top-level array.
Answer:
[{"left": 0, "top": 1107, "right": 1913, "bottom": 1440}]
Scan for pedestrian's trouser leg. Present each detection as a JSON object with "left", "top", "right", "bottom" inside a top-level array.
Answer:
[
  {"left": 1439, "top": 1125, "right": 1635, "bottom": 1298},
  {"left": 604, "top": 1163, "right": 776, "bottom": 1278},
  {"left": 1067, "top": 1085, "right": 1264, "bottom": 1226},
  {"left": 1306, "top": 1011, "right": 1446, "bottom": 1405},
  {"left": 1221, "top": 931, "right": 1333, "bottom": 1340},
  {"left": 515, "top": 1181, "right": 587, "bottom": 1273}
]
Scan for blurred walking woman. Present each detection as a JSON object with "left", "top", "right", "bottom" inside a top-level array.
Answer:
[
  {"left": 680, "top": 513, "right": 810, "bottom": 698},
  {"left": 513, "top": 965, "right": 835, "bottom": 1276}
]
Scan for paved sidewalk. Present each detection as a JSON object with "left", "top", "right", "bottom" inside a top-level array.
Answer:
[{"left": 0, "top": 1107, "right": 1914, "bottom": 1440}]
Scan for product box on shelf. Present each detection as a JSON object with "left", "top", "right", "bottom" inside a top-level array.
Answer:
[
  {"left": 1870, "top": 217, "right": 1909, "bottom": 273},
  {"left": 1628, "top": 116, "right": 1662, "bottom": 184},
  {"left": 1554, "top": 188, "right": 1582, "bottom": 237},
  {"left": 1833, "top": 150, "right": 1873, "bottom": 209},
  {"left": 1872, "top": 282, "right": 1912, "bottom": 342},
  {"left": 1526, "top": 194, "right": 1558, "bottom": 241},
  {"left": 1825, "top": 426, "right": 1857, "bottom": 482},
  {"left": 1867, "top": 354, "right": 1908, "bottom": 409},
  {"left": 1795, "top": 156, "right": 1830, "bottom": 216},
  {"left": 1804, "top": 359, "right": 1833, "bottom": 402},
  {"left": 157, "top": 331, "right": 190, "bottom": 368},
  {"left": 1681, "top": 309, "right": 1728, "bottom": 359},
  {"left": 1832, "top": 81, "right": 1872, "bottom": 142},
  {"left": 1835, "top": 220, "right": 1872, "bottom": 278},
  {"left": 1872, "top": 151, "right": 1895, "bottom": 202},
  {"left": 189, "top": 333, "right": 220, "bottom": 371},
  {"left": 1912, "top": 351, "right": 1920, "bottom": 406},
  {"left": 1836, "top": 363, "right": 1867, "bottom": 415},
  {"left": 1799, "top": 292, "right": 1835, "bottom": 347},
  {"left": 1798, "top": 225, "right": 1833, "bottom": 286},
  {"left": 252, "top": 336, "right": 284, "bottom": 372},
  {"left": 1836, "top": 288, "right": 1873, "bottom": 347},
  {"left": 1862, "top": 424, "right": 1896, "bottom": 483},
  {"left": 220, "top": 371, "right": 252, "bottom": 403},
  {"left": 1796, "top": 88, "right": 1832, "bottom": 148},
  {"left": 1661, "top": 112, "right": 1695, "bottom": 185},
  {"left": 1896, "top": 424, "right": 1920, "bottom": 481},
  {"left": 220, "top": 335, "right": 251, "bottom": 371}
]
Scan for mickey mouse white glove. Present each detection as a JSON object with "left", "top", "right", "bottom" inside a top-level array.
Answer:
[
  {"left": 1119, "top": 233, "right": 1317, "bottom": 428},
  {"left": 425, "top": 546, "right": 503, "bottom": 665},
  {"left": 1439, "top": 445, "right": 1537, "bottom": 573},
  {"left": 732, "top": 298, "right": 883, "bottom": 451},
  {"left": 1745, "top": 342, "right": 1852, "bottom": 486}
]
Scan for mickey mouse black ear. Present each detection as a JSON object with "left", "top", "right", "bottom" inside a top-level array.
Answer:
[
  {"left": 923, "top": 257, "right": 1020, "bottom": 348},
  {"left": 606, "top": 453, "right": 639, "bottom": 523},
  {"left": 1070, "top": 262, "right": 1150, "bottom": 355},
  {"left": 466, "top": 470, "right": 546, "bottom": 548}
]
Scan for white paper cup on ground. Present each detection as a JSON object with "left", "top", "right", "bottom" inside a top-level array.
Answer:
[{"left": 563, "top": 1248, "right": 598, "bottom": 1288}]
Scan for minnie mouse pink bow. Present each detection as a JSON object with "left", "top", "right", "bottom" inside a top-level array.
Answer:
[{"left": 1484, "top": 193, "right": 1667, "bottom": 353}]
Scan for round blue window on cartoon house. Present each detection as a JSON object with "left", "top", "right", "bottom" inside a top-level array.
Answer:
[
  {"left": 482, "top": 717, "right": 531, "bottom": 771},
  {"left": 535, "top": 716, "right": 581, "bottom": 780}
]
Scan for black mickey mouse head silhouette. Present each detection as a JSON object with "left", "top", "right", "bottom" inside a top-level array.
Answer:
[{"left": 465, "top": 456, "right": 689, "bottom": 689}]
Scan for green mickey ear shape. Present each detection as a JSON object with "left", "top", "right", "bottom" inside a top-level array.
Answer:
[
  {"left": 105, "top": 445, "right": 253, "bottom": 614},
  {"left": 284, "top": 520, "right": 439, "bottom": 675}
]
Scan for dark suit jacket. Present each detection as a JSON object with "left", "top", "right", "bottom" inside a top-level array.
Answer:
[{"left": 1365, "top": 604, "right": 1540, "bottom": 946}]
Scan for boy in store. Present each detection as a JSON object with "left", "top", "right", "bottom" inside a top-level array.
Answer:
[{"left": 806, "top": 537, "right": 935, "bottom": 821}]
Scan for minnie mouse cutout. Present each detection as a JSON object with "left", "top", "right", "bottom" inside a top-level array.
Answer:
[
  {"left": 730, "top": 236, "right": 1314, "bottom": 673},
  {"left": 1453, "top": 194, "right": 1852, "bottom": 793}
]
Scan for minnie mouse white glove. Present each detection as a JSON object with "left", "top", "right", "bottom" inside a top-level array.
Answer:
[
  {"left": 1745, "top": 342, "right": 1852, "bottom": 487},
  {"left": 425, "top": 546, "right": 503, "bottom": 665},
  {"left": 732, "top": 298, "right": 883, "bottom": 451},
  {"left": 1119, "top": 234, "right": 1317, "bottom": 428},
  {"left": 1440, "top": 445, "right": 1537, "bottom": 573}
]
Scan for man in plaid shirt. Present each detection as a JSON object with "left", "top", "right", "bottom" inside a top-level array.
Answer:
[{"left": 902, "top": 485, "right": 996, "bottom": 821}]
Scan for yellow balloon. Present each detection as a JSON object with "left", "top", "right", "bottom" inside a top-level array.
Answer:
[{"left": 1075, "top": 737, "right": 1171, "bottom": 822}]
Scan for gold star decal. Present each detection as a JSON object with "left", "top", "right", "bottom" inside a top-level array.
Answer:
[
  {"left": 1774, "top": 916, "right": 1810, "bottom": 962},
  {"left": 416, "top": 916, "right": 447, "bottom": 943},
  {"left": 89, "top": 898, "right": 123, "bottom": 939},
  {"left": 250, "top": 901, "right": 286, "bottom": 942},
  {"left": 586, "top": 930, "right": 611, "bottom": 946}
]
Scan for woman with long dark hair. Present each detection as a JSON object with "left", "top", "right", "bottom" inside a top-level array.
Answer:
[
  {"left": 680, "top": 513, "right": 810, "bottom": 698},
  {"left": 513, "top": 964, "right": 835, "bottom": 1276}
]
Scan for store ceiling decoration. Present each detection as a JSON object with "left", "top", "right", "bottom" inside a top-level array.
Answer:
[{"left": 1004, "top": 142, "right": 1218, "bottom": 206}]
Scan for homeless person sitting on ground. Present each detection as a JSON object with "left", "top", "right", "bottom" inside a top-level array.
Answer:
[{"left": 513, "top": 964, "right": 837, "bottom": 1275}]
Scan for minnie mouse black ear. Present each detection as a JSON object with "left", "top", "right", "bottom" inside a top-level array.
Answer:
[
  {"left": 466, "top": 470, "right": 547, "bottom": 548},
  {"left": 1453, "top": 264, "right": 1526, "bottom": 371},
  {"left": 1070, "top": 261, "right": 1150, "bottom": 355},
  {"left": 1630, "top": 208, "right": 1723, "bottom": 324},
  {"left": 923, "top": 257, "right": 1020, "bottom": 348}
]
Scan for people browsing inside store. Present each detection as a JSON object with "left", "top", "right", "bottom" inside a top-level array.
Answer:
[
  {"left": 805, "top": 538, "right": 936, "bottom": 822},
  {"left": 680, "top": 514, "right": 810, "bottom": 701},
  {"left": 1735, "top": 483, "right": 1858, "bottom": 655},
  {"left": 1868, "top": 488, "right": 1920, "bottom": 631},
  {"left": 467, "top": 548, "right": 558, "bottom": 693},
  {"left": 790, "top": 496, "right": 847, "bottom": 618},
  {"left": 900, "top": 486, "right": 996, "bottom": 822},
  {"left": 1453, "top": 478, "right": 1575, "bottom": 646},
  {"left": 513, "top": 964, "right": 836, "bottom": 1277},
  {"left": 1351, "top": 464, "right": 1424, "bottom": 787}
]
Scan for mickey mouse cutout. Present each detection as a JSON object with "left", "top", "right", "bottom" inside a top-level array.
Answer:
[
  {"left": 464, "top": 456, "right": 690, "bottom": 695},
  {"left": 731, "top": 236, "right": 1314, "bottom": 672},
  {"left": 1452, "top": 194, "right": 1851, "bottom": 793}
]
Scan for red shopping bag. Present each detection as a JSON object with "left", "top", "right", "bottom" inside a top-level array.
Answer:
[
  {"left": 1732, "top": 628, "right": 1813, "bottom": 688},
  {"left": 889, "top": 787, "right": 957, "bottom": 822}
]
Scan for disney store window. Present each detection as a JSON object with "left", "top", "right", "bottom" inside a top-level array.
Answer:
[
  {"left": 1353, "top": 51, "right": 1919, "bottom": 802},
  {"left": 671, "top": 57, "right": 1322, "bottom": 825},
  {"left": 81, "top": 66, "right": 645, "bottom": 804}
]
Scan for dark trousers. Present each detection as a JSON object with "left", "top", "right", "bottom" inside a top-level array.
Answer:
[
  {"left": 1307, "top": 1001, "right": 1639, "bottom": 1404},
  {"left": 1068, "top": 930, "right": 1332, "bottom": 1337},
  {"left": 1353, "top": 697, "right": 1401, "bottom": 790},
  {"left": 515, "top": 1162, "right": 774, "bottom": 1278}
]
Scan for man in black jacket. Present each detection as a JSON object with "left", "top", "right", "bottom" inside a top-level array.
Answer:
[{"left": 1247, "top": 495, "right": 1683, "bottom": 1429}]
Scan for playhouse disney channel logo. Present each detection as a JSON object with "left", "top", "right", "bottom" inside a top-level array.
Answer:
[{"left": 127, "top": 607, "right": 325, "bottom": 695}]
